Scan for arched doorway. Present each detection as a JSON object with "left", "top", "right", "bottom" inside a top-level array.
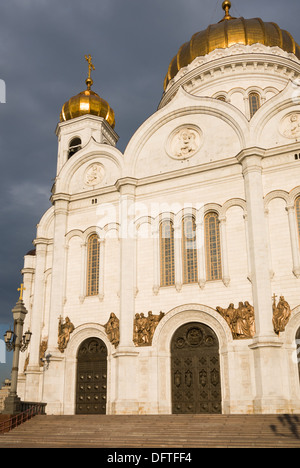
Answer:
[
  {"left": 76, "top": 337, "right": 107, "bottom": 414},
  {"left": 171, "top": 322, "right": 222, "bottom": 414}
]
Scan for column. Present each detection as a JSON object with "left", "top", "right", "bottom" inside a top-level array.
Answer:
[
  {"left": 196, "top": 215, "right": 206, "bottom": 289},
  {"left": 219, "top": 216, "right": 230, "bottom": 287},
  {"left": 42, "top": 197, "right": 69, "bottom": 414},
  {"left": 238, "top": 149, "right": 288, "bottom": 413},
  {"left": 24, "top": 240, "right": 47, "bottom": 402},
  {"left": 112, "top": 178, "right": 139, "bottom": 414},
  {"left": 47, "top": 198, "right": 69, "bottom": 352},
  {"left": 174, "top": 224, "right": 183, "bottom": 292}
]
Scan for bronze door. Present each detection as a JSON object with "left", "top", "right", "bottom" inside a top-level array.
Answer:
[
  {"left": 76, "top": 338, "right": 107, "bottom": 415},
  {"left": 171, "top": 322, "right": 222, "bottom": 414}
]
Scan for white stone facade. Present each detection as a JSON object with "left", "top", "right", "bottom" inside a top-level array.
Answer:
[{"left": 17, "top": 43, "right": 300, "bottom": 415}]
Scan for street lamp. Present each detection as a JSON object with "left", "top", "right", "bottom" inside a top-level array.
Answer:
[
  {"left": 4, "top": 328, "right": 32, "bottom": 352},
  {"left": 2, "top": 285, "right": 32, "bottom": 415}
]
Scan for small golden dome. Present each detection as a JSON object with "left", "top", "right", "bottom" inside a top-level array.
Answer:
[
  {"left": 60, "top": 55, "right": 116, "bottom": 129},
  {"left": 164, "top": 1, "right": 300, "bottom": 90}
]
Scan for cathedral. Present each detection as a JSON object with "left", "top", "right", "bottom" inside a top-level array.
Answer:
[{"left": 18, "top": 1, "right": 300, "bottom": 415}]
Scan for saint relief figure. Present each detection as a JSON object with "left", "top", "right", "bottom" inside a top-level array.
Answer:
[
  {"left": 217, "top": 302, "right": 255, "bottom": 339},
  {"left": 58, "top": 317, "right": 75, "bottom": 353},
  {"left": 133, "top": 311, "right": 165, "bottom": 347},
  {"left": 104, "top": 313, "right": 120, "bottom": 348},
  {"left": 273, "top": 296, "right": 291, "bottom": 335},
  {"left": 174, "top": 128, "right": 198, "bottom": 158},
  {"left": 283, "top": 114, "right": 300, "bottom": 139}
]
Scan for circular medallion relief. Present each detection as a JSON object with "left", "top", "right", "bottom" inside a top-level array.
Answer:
[
  {"left": 167, "top": 125, "right": 202, "bottom": 160},
  {"left": 84, "top": 163, "right": 105, "bottom": 187},
  {"left": 280, "top": 113, "right": 300, "bottom": 139}
]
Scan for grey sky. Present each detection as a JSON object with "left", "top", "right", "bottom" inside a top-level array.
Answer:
[{"left": 0, "top": 0, "right": 299, "bottom": 383}]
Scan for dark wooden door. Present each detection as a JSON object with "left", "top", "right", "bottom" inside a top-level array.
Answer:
[
  {"left": 171, "top": 322, "right": 222, "bottom": 414},
  {"left": 76, "top": 337, "right": 107, "bottom": 415}
]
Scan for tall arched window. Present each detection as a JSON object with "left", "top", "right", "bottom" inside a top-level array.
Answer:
[
  {"left": 182, "top": 216, "right": 198, "bottom": 284},
  {"left": 249, "top": 92, "right": 260, "bottom": 118},
  {"left": 296, "top": 197, "right": 300, "bottom": 243},
  {"left": 87, "top": 234, "right": 100, "bottom": 296},
  {"left": 205, "top": 212, "right": 222, "bottom": 281},
  {"left": 160, "top": 220, "right": 175, "bottom": 287}
]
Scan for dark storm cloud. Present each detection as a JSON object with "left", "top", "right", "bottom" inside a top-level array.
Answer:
[{"left": 0, "top": 0, "right": 299, "bottom": 381}]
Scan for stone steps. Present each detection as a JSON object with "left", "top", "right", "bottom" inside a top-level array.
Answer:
[{"left": 0, "top": 414, "right": 300, "bottom": 448}]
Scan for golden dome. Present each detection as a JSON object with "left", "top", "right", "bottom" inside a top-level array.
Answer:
[
  {"left": 164, "top": 1, "right": 300, "bottom": 90},
  {"left": 60, "top": 55, "right": 116, "bottom": 129}
]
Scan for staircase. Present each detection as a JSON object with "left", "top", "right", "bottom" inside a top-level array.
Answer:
[{"left": 0, "top": 414, "right": 300, "bottom": 448}]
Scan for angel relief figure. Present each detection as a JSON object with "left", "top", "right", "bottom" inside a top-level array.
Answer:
[{"left": 58, "top": 316, "right": 75, "bottom": 353}]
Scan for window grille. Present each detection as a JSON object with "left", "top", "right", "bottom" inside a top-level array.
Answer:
[
  {"left": 182, "top": 216, "right": 198, "bottom": 284},
  {"left": 249, "top": 92, "right": 260, "bottom": 118},
  {"left": 160, "top": 220, "right": 175, "bottom": 287},
  {"left": 205, "top": 212, "right": 222, "bottom": 281},
  {"left": 87, "top": 234, "right": 100, "bottom": 296}
]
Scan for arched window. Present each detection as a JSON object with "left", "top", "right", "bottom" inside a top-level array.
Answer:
[
  {"left": 160, "top": 220, "right": 175, "bottom": 287},
  {"left": 182, "top": 216, "right": 198, "bottom": 284},
  {"left": 249, "top": 92, "right": 260, "bottom": 118},
  {"left": 205, "top": 212, "right": 222, "bottom": 281},
  {"left": 68, "top": 137, "right": 82, "bottom": 159},
  {"left": 296, "top": 197, "right": 300, "bottom": 243},
  {"left": 87, "top": 234, "right": 100, "bottom": 296}
]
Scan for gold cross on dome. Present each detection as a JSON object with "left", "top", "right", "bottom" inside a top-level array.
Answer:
[
  {"left": 85, "top": 54, "right": 95, "bottom": 80},
  {"left": 18, "top": 283, "right": 26, "bottom": 301}
]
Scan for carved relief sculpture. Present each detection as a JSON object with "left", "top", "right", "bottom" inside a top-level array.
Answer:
[
  {"left": 272, "top": 295, "right": 291, "bottom": 335},
  {"left": 104, "top": 313, "right": 120, "bottom": 348},
  {"left": 168, "top": 126, "right": 202, "bottom": 160},
  {"left": 280, "top": 113, "right": 300, "bottom": 139},
  {"left": 133, "top": 311, "right": 165, "bottom": 347},
  {"left": 58, "top": 316, "right": 75, "bottom": 353},
  {"left": 216, "top": 301, "right": 255, "bottom": 339},
  {"left": 84, "top": 163, "right": 104, "bottom": 187}
]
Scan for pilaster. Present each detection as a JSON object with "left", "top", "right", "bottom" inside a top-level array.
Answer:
[
  {"left": 112, "top": 178, "right": 140, "bottom": 413},
  {"left": 237, "top": 148, "right": 288, "bottom": 413},
  {"left": 24, "top": 240, "right": 48, "bottom": 402}
]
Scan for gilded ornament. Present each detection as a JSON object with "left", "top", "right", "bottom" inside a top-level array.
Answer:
[
  {"left": 133, "top": 311, "right": 165, "bottom": 347},
  {"left": 272, "top": 295, "right": 291, "bottom": 335},
  {"left": 58, "top": 316, "right": 75, "bottom": 353},
  {"left": 104, "top": 313, "right": 120, "bottom": 348},
  {"left": 216, "top": 301, "right": 255, "bottom": 339},
  {"left": 60, "top": 55, "right": 115, "bottom": 128}
]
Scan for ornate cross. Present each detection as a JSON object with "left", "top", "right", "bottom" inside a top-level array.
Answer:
[
  {"left": 18, "top": 283, "right": 26, "bottom": 301},
  {"left": 85, "top": 54, "right": 95, "bottom": 80},
  {"left": 272, "top": 293, "right": 278, "bottom": 305}
]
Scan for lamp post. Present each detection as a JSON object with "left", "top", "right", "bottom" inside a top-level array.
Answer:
[{"left": 2, "top": 285, "right": 32, "bottom": 415}]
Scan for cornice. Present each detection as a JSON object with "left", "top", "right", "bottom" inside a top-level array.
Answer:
[{"left": 159, "top": 45, "right": 300, "bottom": 109}]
